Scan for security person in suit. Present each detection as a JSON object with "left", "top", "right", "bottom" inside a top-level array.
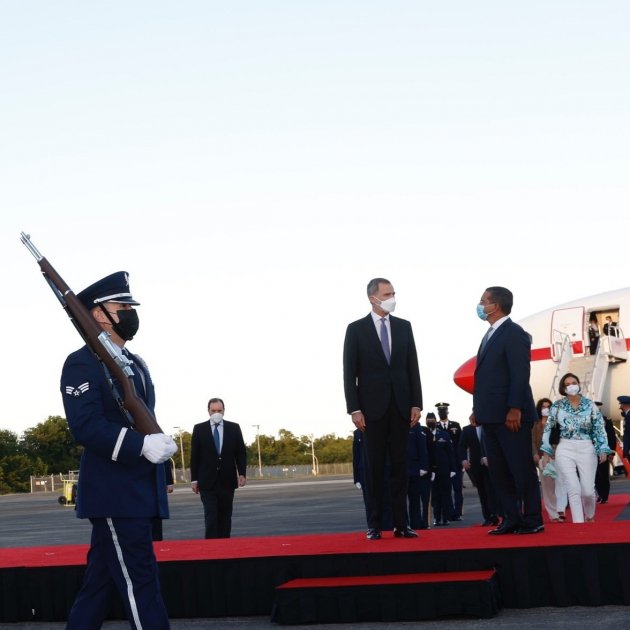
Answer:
[
  {"left": 424, "top": 412, "right": 456, "bottom": 526},
  {"left": 190, "top": 397, "right": 247, "bottom": 538},
  {"left": 594, "top": 402, "right": 617, "bottom": 504},
  {"left": 471, "top": 286, "right": 543, "bottom": 535},
  {"left": 343, "top": 277, "right": 423, "bottom": 540},
  {"left": 459, "top": 420, "right": 499, "bottom": 526},
  {"left": 406, "top": 423, "right": 430, "bottom": 529},
  {"left": 436, "top": 402, "right": 463, "bottom": 520},
  {"left": 61, "top": 271, "right": 177, "bottom": 630},
  {"left": 618, "top": 395, "right": 630, "bottom": 459}
]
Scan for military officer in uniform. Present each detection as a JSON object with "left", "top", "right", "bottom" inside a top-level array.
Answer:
[
  {"left": 436, "top": 402, "right": 464, "bottom": 521},
  {"left": 424, "top": 412, "right": 456, "bottom": 526},
  {"left": 406, "top": 422, "right": 430, "bottom": 530},
  {"left": 61, "top": 271, "right": 177, "bottom": 630}
]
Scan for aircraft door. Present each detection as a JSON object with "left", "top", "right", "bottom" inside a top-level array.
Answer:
[{"left": 551, "top": 307, "right": 585, "bottom": 360}]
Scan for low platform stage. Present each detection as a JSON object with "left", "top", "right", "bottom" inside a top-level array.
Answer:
[{"left": 1, "top": 494, "right": 630, "bottom": 623}]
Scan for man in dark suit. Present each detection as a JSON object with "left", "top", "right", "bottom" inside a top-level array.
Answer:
[
  {"left": 471, "top": 286, "right": 543, "bottom": 535},
  {"left": 459, "top": 420, "right": 499, "bottom": 526},
  {"left": 618, "top": 395, "right": 630, "bottom": 459},
  {"left": 603, "top": 316, "right": 618, "bottom": 336},
  {"left": 190, "top": 397, "right": 247, "bottom": 538},
  {"left": 343, "top": 277, "right": 423, "bottom": 540}
]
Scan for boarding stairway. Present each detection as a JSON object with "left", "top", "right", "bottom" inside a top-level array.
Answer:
[{"left": 549, "top": 328, "right": 627, "bottom": 402}]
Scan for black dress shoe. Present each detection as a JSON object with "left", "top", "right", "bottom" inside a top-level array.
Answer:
[
  {"left": 366, "top": 528, "right": 382, "bottom": 540},
  {"left": 515, "top": 524, "right": 544, "bottom": 534},
  {"left": 451, "top": 516, "right": 463, "bottom": 522},
  {"left": 394, "top": 526, "right": 418, "bottom": 538},
  {"left": 488, "top": 524, "right": 518, "bottom": 535}
]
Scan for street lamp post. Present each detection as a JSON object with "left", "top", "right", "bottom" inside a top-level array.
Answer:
[
  {"left": 309, "top": 434, "right": 319, "bottom": 476},
  {"left": 252, "top": 424, "right": 262, "bottom": 477},
  {"left": 173, "top": 426, "right": 186, "bottom": 483}
]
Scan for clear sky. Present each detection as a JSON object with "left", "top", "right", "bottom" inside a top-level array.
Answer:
[{"left": 2, "top": 1, "right": 629, "bottom": 446}]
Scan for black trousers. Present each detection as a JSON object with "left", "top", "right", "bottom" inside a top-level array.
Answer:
[
  {"left": 363, "top": 399, "right": 409, "bottom": 531},
  {"left": 467, "top": 466, "right": 498, "bottom": 522},
  {"left": 200, "top": 487, "right": 235, "bottom": 538},
  {"left": 595, "top": 459, "right": 611, "bottom": 501}
]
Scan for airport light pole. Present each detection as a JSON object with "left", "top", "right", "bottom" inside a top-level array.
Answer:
[
  {"left": 173, "top": 427, "right": 186, "bottom": 483},
  {"left": 309, "top": 434, "right": 319, "bottom": 476},
  {"left": 252, "top": 424, "right": 263, "bottom": 477}
]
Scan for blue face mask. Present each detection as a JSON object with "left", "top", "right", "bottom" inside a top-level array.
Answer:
[{"left": 476, "top": 304, "right": 488, "bottom": 320}]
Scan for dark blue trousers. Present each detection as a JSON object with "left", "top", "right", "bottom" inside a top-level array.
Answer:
[
  {"left": 66, "top": 517, "right": 169, "bottom": 630},
  {"left": 482, "top": 422, "right": 542, "bottom": 530}
]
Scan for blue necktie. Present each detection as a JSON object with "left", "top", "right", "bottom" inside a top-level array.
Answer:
[
  {"left": 480, "top": 327, "right": 493, "bottom": 353},
  {"left": 380, "top": 317, "right": 391, "bottom": 364},
  {"left": 213, "top": 423, "right": 221, "bottom": 452}
]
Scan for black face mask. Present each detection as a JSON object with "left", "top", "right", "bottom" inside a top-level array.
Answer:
[
  {"left": 438, "top": 410, "right": 448, "bottom": 421},
  {"left": 102, "top": 306, "right": 140, "bottom": 341},
  {"left": 426, "top": 421, "right": 437, "bottom": 430}
]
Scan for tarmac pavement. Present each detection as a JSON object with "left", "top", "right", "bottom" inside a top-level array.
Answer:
[{"left": 1, "top": 474, "right": 629, "bottom": 628}]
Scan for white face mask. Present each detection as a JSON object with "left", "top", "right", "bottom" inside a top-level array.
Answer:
[
  {"left": 541, "top": 408, "right": 550, "bottom": 417},
  {"left": 565, "top": 384, "right": 580, "bottom": 396},
  {"left": 209, "top": 412, "right": 224, "bottom": 424},
  {"left": 376, "top": 297, "right": 396, "bottom": 313}
]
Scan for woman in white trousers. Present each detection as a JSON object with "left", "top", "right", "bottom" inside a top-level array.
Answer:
[{"left": 540, "top": 373, "right": 612, "bottom": 523}]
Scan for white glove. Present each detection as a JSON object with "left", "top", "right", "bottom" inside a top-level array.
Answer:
[
  {"left": 450, "top": 471, "right": 456, "bottom": 478},
  {"left": 420, "top": 470, "right": 427, "bottom": 476},
  {"left": 142, "top": 434, "right": 177, "bottom": 464},
  {"left": 431, "top": 473, "right": 436, "bottom": 481},
  {"left": 355, "top": 482, "right": 362, "bottom": 490}
]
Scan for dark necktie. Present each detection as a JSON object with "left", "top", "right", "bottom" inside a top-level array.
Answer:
[
  {"left": 212, "top": 423, "right": 221, "bottom": 452},
  {"left": 380, "top": 317, "right": 391, "bottom": 364}
]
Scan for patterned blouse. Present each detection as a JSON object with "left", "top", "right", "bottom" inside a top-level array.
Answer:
[{"left": 540, "top": 395, "right": 613, "bottom": 456}]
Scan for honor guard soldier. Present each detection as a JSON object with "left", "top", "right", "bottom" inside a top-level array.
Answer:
[
  {"left": 61, "top": 271, "right": 177, "bottom": 629},
  {"left": 436, "top": 402, "right": 464, "bottom": 520},
  {"left": 423, "top": 413, "right": 457, "bottom": 526}
]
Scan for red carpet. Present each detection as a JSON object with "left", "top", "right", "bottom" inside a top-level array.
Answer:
[{"left": 1, "top": 492, "right": 628, "bottom": 569}]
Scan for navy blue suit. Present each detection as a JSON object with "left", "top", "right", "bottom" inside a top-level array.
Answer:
[
  {"left": 406, "top": 425, "right": 430, "bottom": 529},
  {"left": 61, "top": 345, "right": 169, "bottom": 629},
  {"left": 472, "top": 318, "right": 542, "bottom": 530},
  {"left": 343, "top": 313, "right": 422, "bottom": 531}
]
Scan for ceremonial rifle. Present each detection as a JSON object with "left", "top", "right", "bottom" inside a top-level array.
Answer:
[{"left": 20, "top": 232, "right": 163, "bottom": 435}]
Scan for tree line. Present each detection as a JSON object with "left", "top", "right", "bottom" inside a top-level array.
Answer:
[{"left": 0, "top": 417, "right": 353, "bottom": 494}]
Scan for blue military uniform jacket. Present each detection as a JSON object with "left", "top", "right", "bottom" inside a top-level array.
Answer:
[
  {"left": 406, "top": 424, "right": 430, "bottom": 477},
  {"left": 60, "top": 345, "right": 168, "bottom": 519}
]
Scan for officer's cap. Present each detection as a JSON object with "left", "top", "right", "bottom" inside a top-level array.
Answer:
[
  {"left": 617, "top": 395, "right": 630, "bottom": 405},
  {"left": 435, "top": 402, "right": 450, "bottom": 409},
  {"left": 76, "top": 271, "right": 140, "bottom": 310}
]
